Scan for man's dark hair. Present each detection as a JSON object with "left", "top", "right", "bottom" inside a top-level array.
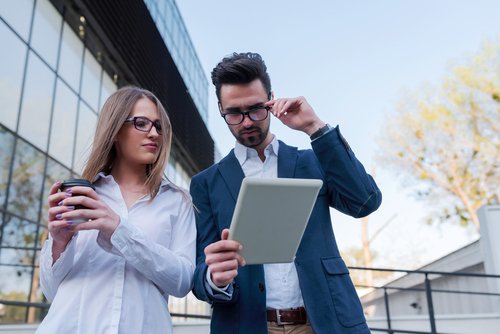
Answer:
[{"left": 211, "top": 52, "right": 272, "bottom": 101}]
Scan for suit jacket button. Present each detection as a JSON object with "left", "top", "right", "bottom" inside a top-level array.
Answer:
[{"left": 258, "top": 283, "right": 265, "bottom": 292}]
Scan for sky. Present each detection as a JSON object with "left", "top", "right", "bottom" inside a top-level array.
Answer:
[{"left": 175, "top": 0, "right": 500, "bottom": 270}]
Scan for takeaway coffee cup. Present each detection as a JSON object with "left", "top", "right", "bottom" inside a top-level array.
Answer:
[{"left": 60, "top": 179, "right": 96, "bottom": 224}]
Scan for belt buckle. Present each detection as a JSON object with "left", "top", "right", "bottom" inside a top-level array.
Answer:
[{"left": 276, "top": 309, "right": 294, "bottom": 326}]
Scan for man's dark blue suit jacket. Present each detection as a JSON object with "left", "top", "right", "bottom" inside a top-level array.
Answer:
[{"left": 190, "top": 126, "right": 382, "bottom": 333}]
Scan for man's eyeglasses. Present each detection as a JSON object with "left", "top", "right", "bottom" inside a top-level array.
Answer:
[
  {"left": 220, "top": 105, "right": 271, "bottom": 125},
  {"left": 124, "top": 116, "right": 162, "bottom": 134}
]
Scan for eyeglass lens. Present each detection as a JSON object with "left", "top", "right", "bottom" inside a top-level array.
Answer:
[
  {"left": 224, "top": 106, "right": 269, "bottom": 125},
  {"left": 133, "top": 117, "right": 162, "bottom": 134}
]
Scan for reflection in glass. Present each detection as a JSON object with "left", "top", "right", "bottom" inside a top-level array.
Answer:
[
  {"left": 1, "top": 214, "right": 38, "bottom": 249},
  {"left": 0, "top": 0, "right": 34, "bottom": 42},
  {"left": 7, "top": 139, "right": 45, "bottom": 222},
  {"left": 37, "top": 227, "right": 48, "bottom": 253},
  {"left": 0, "top": 247, "right": 35, "bottom": 268},
  {"left": 49, "top": 80, "right": 78, "bottom": 167},
  {"left": 0, "top": 20, "right": 28, "bottom": 131},
  {"left": 41, "top": 158, "right": 71, "bottom": 227},
  {"left": 30, "top": 0, "right": 61, "bottom": 70},
  {"left": 0, "top": 265, "right": 33, "bottom": 319},
  {"left": 166, "top": 158, "right": 176, "bottom": 181},
  {"left": 30, "top": 251, "right": 46, "bottom": 302},
  {"left": 58, "top": 22, "right": 83, "bottom": 91},
  {"left": 145, "top": 0, "right": 208, "bottom": 123},
  {"left": 27, "top": 249, "right": 46, "bottom": 323},
  {"left": 18, "top": 52, "right": 55, "bottom": 152},
  {"left": 80, "top": 49, "right": 101, "bottom": 112},
  {"left": 99, "top": 72, "right": 117, "bottom": 111},
  {"left": 0, "top": 305, "right": 28, "bottom": 324},
  {"left": 0, "top": 126, "right": 15, "bottom": 206},
  {"left": 73, "top": 102, "right": 97, "bottom": 174}
]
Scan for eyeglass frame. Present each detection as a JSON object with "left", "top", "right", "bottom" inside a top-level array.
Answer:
[
  {"left": 219, "top": 102, "right": 271, "bottom": 125},
  {"left": 124, "top": 116, "right": 162, "bottom": 134}
]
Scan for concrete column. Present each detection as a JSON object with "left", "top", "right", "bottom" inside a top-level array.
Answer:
[
  {"left": 478, "top": 205, "right": 500, "bottom": 275},
  {"left": 478, "top": 205, "right": 500, "bottom": 310}
]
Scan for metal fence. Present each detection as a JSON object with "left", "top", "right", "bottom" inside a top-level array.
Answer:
[
  {"left": 350, "top": 266, "right": 500, "bottom": 334},
  {"left": 3, "top": 266, "right": 500, "bottom": 332}
]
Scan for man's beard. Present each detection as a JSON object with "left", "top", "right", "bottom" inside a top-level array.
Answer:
[{"left": 233, "top": 126, "right": 268, "bottom": 148}]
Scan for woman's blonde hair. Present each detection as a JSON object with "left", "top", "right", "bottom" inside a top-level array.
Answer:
[{"left": 82, "top": 86, "right": 172, "bottom": 199}]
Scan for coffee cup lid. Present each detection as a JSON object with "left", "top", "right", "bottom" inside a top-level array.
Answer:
[{"left": 60, "top": 178, "right": 96, "bottom": 190}]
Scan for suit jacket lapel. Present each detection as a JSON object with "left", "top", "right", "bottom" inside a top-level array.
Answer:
[
  {"left": 217, "top": 150, "right": 245, "bottom": 202},
  {"left": 277, "top": 140, "right": 298, "bottom": 178}
]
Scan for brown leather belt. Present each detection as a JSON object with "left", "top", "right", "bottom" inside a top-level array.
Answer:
[{"left": 266, "top": 307, "right": 307, "bottom": 325}]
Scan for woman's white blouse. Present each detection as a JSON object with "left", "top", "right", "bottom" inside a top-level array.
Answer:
[{"left": 37, "top": 174, "right": 196, "bottom": 334}]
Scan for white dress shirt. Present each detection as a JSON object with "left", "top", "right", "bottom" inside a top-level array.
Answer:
[
  {"left": 37, "top": 173, "right": 196, "bottom": 334},
  {"left": 234, "top": 136, "right": 304, "bottom": 309}
]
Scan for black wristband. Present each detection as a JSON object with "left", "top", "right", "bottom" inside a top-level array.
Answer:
[{"left": 310, "top": 124, "right": 331, "bottom": 141}]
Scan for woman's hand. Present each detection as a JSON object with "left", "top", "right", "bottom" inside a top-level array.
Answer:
[
  {"left": 47, "top": 182, "right": 76, "bottom": 261},
  {"left": 56, "top": 185, "right": 120, "bottom": 242}
]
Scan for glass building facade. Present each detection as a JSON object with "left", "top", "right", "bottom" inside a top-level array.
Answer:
[
  {"left": 0, "top": 0, "right": 212, "bottom": 326},
  {"left": 144, "top": 0, "right": 209, "bottom": 124}
]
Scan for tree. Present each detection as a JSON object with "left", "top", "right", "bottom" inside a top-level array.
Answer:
[
  {"left": 343, "top": 213, "right": 397, "bottom": 287},
  {"left": 376, "top": 38, "right": 500, "bottom": 231}
]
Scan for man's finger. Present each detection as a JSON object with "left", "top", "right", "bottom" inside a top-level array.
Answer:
[{"left": 221, "top": 228, "right": 230, "bottom": 240}]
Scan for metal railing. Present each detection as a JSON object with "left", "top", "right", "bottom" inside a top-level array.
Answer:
[
  {"left": 349, "top": 266, "right": 500, "bottom": 334},
  {"left": 0, "top": 299, "right": 211, "bottom": 324},
  {"left": 2, "top": 267, "right": 499, "bottom": 333}
]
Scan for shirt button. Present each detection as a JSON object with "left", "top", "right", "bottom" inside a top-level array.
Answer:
[{"left": 258, "top": 283, "right": 265, "bottom": 292}]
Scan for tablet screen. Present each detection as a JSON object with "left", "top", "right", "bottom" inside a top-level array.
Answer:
[{"left": 228, "top": 177, "right": 323, "bottom": 264}]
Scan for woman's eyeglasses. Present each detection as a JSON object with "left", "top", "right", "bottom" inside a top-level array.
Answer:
[{"left": 124, "top": 116, "right": 162, "bottom": 134}]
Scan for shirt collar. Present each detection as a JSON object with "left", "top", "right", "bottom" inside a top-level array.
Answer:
[
  {"left": 234, "top": 135, "right": 279, "bottom": 166},
  {"left": 95, "top": 172, "right": 171, "bottom": 190}
]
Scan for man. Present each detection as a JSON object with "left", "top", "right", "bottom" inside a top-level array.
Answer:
[{"left": 190, "top": 52, "right": 382, "bottom": 333}]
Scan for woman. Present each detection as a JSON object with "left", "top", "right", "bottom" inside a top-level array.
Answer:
[{"left": 37, "top": 86, "right": 196, "bottom": 334}]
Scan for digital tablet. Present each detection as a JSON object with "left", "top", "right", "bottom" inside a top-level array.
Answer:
[{"left": 228, "top": 177, "right": 323, "bottom": 264}]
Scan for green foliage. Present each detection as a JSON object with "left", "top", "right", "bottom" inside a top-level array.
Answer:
[
  {"left": 0, "top": 291, "right": 27, "bottom": 324},
  {"left": 377, "top": 37, "right": 500, "bottom": 231}
]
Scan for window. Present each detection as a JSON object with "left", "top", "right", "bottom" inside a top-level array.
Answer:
[
  {"left": 7, "top": 138, "right": 45, "bottom": 222},
  {"left": 80, "top": 49, "right": 101, "bottom": 112},
  {"left": 0, "top": 20, "right": 27, "bottom": 131},
  {"left": 40, "top": 158, "right": 71, "bottom": 227},
  {"left": 58, "top": 22, "right": 84, "bottom": 91},
  {"left": 49, "top": 79, "right": 78, "bottom": 168},
  {"left": 73, "top": 101, "right": 97, "bottom": 174},
  {"left": 99, "top": 72, "right": 117, "bottom": 111},
  {"left": 30, "top": 0, "right": 61, "bottom": 70},
  {"left": 0, "top": 0, "right": 34, "bottom": 42},
  {"left": 0, "top": 126, "right": 15, "bottom": 206},
  {"left": 0, "top": 264, "right": 33, "bottom": 323},
  {"left": 18, "top": 52, "right": 55, "bottom": 152}
]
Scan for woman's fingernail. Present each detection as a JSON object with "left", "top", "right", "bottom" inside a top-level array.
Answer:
[
  {"left": 58, "top": 201, "right": 63, "bottom": 206},
  {"left": 64, "top": 192, "right": 72, "bottom": 197},
  {"left": 65, "top": 188, "right": 72, "bottom": 193},
  {"left": 66, "top": 206, "right": 75, "bottom": 210},
  {"left": 55, "top": 214, "right": 62, "bottom": 220}
]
